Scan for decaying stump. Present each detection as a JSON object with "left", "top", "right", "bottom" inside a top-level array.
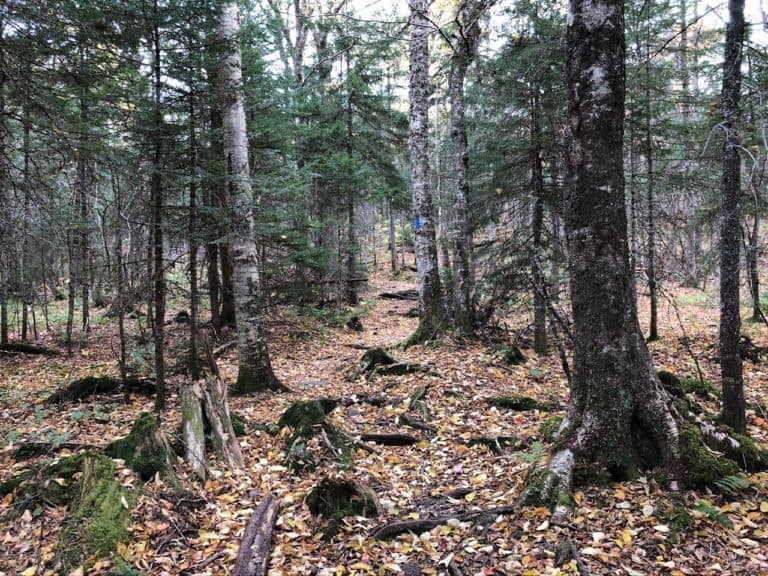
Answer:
[
  {"left": 181, "top": 377, "right": 244, "bottom": 477},
  {"left": 277, "top": 399, "right": 350, "bottom": 471},
  {"left": 105, "top": 412, "right": 178, "bottom": 483},
  {"left": 55, "top": 453, "right": 136, "bottom": 573},
  {"left": 358, "top": 347, "right": 434, "bottom": 378},
  {"left": 233, "top": 493, "right": 280, "bottom": 576},
  {"left": 306, "top": 477, "right": 380, "bottom": 538},
  {"left": 46, "top": 375, "right": 155, "bottom": 404}
]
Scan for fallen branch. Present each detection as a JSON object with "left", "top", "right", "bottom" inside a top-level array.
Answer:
[
  {"left": 359, "top": 433, "right": 420, "bottom": 446},
  {"left": 399, "top": 413, "right": 437, "bottom": 433},
  {"left": 371, "top": 503, "right": 519, "bottom": 540},
  {"left": 233, "top": 493, "right": 280, "bottom": 576},
  {"left": 213, "top": 340, "right": 237, "bottom": 357},
  {"left": 379, "top": 289, "right": 418, "bottom": 301}
]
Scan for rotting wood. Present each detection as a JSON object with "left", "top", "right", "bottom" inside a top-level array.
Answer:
[
  {"left": 232, "top": 492, "right": 280, "bottom": 576},
  {"left": 202, "top": 376, "right": 244, "bottom": 469},
  {"left": 45, "top": 375, "right": 155, "bottom": 404},
  {"left": 379, "top": 289, "right": 419, "bottom": 301},
  {"left": 12, "top": 441, "right": 101, "bottom": 461}
]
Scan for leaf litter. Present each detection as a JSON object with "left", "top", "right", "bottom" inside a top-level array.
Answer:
[{"left": 0, "top": 275, "right": 767, "bottom": 575}]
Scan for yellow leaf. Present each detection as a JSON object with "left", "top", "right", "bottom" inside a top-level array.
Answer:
[
  {"left": 464, "top": 492, "right": 476, "bottom": 502},
  {"left": 120, "top": 495, "right": 130, "bottom": 510},
  {"left": 614, "top": 488, "right": 626, "bottom": 500},
  {"left": 621, "top": 530, "right": 632, "bottom": 545},
  {"left": 20, "top": 568, "right": 37, "bottom": 576},
  {"left": 116, "top": 541, "right": 130, "bottom": 560},
  {"left": 760, "top": 501, "right": 768, "bottom": 513},
  {"left": 349, "top": 562, "right": 373, "bottom": 572}
]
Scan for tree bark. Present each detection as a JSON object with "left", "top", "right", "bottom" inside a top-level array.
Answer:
[
  {"left": 151, "top": 2, "right": 166, "bottom": 412},
  {"left": 531, "top": 94, "right": 548, "bottom": 355},
  {"left": 388, "top": 199, "right": 398, "bottom": 274},
  {"left": 448, "top": 1, "right": 490, "bottom": 336},
  {"left": 537, "top": 0, "right": 680, "bottom": 517},
  {"left": 719, "top": 0, "right": 746, "bottom": 433},
  {"left": 644, "top": 53, "right": 658, "bottom": 341},
  {"left": 407, "top": 0, "right": 445, "bottom": 345},
  {"left": 218, "top": 1, "right": 284, "bottom": 394}
]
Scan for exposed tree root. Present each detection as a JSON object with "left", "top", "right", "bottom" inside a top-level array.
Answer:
[{"left": 232, "top": 493, "right": 280, "bottom": 576}]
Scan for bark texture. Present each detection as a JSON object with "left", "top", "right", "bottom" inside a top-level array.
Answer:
[
  {"left": 449, "top": 0, "right": 491, "bottom": 335},
  {"left": 218, "top": 2, "right": 283, "bottom": 394},
  {"left": 719, "top": 0, "right": 746, "bottom": 433},
  {"left": 537, "top": 0, "right": 681, "bottom": 516},
  {"left": 407, "top": 0, "right": 445, "bottom": 344}
]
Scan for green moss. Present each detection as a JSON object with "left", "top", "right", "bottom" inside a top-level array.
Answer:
[
  {"left": 105, "top": 413, "right": 170, "bottom": 480},
  {"left": 729, "top": 433, "right": 768, "bottom": 472},
  {"left": 306, "top": 477, "right": 378, "bottom": 538},
  {"left": 540, "top": 416, "right": 564, "bottom": 442},
  {"left": 0, "top": 454, "right": 87, "bottom": 510},
  {"left": 230, "top": 412, "right": 247, "bottom": 436},
  {"left": 488, "top": 396, "right": 558, "bottom": 411},
  {"left": 55, "top": 453, "right": 136, "bottom": 573},
  {"left": 499, "top": 346, "right": 526, "bottom": 365},
  {"left": 657, "top": 370, "right": 684, "bottom": 397},
  {"left": 659, "top": 496, "right": 692, "bottom": 545},
  {"left": 277, "top": 400, "right": 350, "bottom": 472},
  {"left": 679, "top": 423, "right": 739, "bottom": 487},
  {"left": 681, "top": 377, "right": 721, "bottom": 399}
]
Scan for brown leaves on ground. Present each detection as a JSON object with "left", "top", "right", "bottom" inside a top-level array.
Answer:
[{"left": 1, "top": 275, "right": 767, "bottom": 575}]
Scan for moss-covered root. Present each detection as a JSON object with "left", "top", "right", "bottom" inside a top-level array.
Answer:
[
  {"left": 402, "top": 316, "right": 444, "bottom": 349},
  {"left": 487, "top": 396, "right": 559, "bottom": 411},
  {"left": 55, "top": 453, "right": 136, "bottom": 573},
  {"left": 105, "top": 412, "right": 178, "bottom": 484},
  {"left": 0, "top": 454, "right": 87, "bottom": 509},
  {"left": 696, "top": 422, "right": 768, "bottom": 475},
  {"left": 522, "top": 448, "right": 575, "bottom": 525}
]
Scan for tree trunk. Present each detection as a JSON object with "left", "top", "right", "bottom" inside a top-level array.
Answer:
[
  {"left": 645, "top": 55, "right": 658, "bottom": 341},
  {"left": 112, "top": 167, "right": 129, "bottom": 400},
  {"left": 207, "top": 106, "right": 223, "bottom": 330},
  {"left": 407, "top": 0, "right": 445, "bottom": 345},
  {"left": 218, "top": 1, "right": 284, "bottom": 394},
  {"left": 388, "top": 199, "right": 398, "bottom": 274},
  {"left": 189, "top": 94, "right": 201, "bottom": 382},
  {"left": 21, "top": 105, "right": 31, "bottom": 342},
  {"left": 531, "top": 95, "right": 547, "bottom": 356},
  {"left": 343, "top": 52, "right": 358, "bottom": 306},
  {"left": 536, "top": 0, "right": 680, "bottom": 516},
  {"left": 0, "top": 18, "right": 7, "bottom": 345},
  {"left": 720, "top": 0, "right": 745, "bottom": 433},
  {"left": 151, "top": 4, "right": 166, "bottom": 412}
]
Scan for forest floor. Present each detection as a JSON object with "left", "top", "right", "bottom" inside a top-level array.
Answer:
[{"left": 1, "top": 265, "right": 768, "bottom": 576}]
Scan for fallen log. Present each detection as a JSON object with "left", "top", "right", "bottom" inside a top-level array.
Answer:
[
  {"left": 371, "top": 503, "right": 519, "bottom": 540},
  {"left": 0, "top": 342, "right": 59, "bottom": 356},
  {"left": 213, "top": 339, "right": 238, "bottom": 357},
  {"left": 359, "top": 433, "right": 419, "bottom": 446},
  {"left": 46, "top": 375, "right": 155, "bottom": 404},
  {"left": 233, "top": 493, "right": 280, "bottom": 576},
  {"left": 379, "top": 289, "right": 418, "bottom": 301},
  {"left": 13, "top": 441, "right": 102, "bottom": 461}
]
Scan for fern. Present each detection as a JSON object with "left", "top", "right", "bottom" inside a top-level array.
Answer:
[
  {"left": 712, "top": 474, "right": 750, "bottom": 495},
  {"left": 693, "top": 500, "right": 733, "bottom": 529}
]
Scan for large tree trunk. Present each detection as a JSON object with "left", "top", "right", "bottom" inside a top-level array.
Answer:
[
  {"left": 535, "top": 0, "right": 681, "bottom": 518},
  {"left": 406, "top": 0, "right": 445, "bottom": 345},
  {"left": 388, "top": 199, "right": 398, "bottom": 274},
  {"left": 719, "top": 0, "right": 745, "bottom": 433},
  {"left": 218, "top": 1, "right": 284, "bottom": 394},
  {"left": 644, "top": 54, "right": 658, "bottom": 341}
]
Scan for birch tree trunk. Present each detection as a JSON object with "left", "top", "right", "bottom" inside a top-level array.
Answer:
[
  {"left": 0, "top": 20, "right": 6, "bottom": 345},
  {"left": 407, "top": 0, "right": 445, "bottom": 345},
  {"left": 218, "top": 1, "right": 284, "bottom": 394},
  {"left": 719, "top": 0, "right": 745, "bottom": 433}
]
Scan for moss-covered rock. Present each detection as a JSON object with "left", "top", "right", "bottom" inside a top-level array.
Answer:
[
  {"left": 679, "top": 422, "right": 739, "bottom": 487},
  {"left": 55, "top": 453, "right": 136, "bottom": 573},
  {"left": 306, "top": 477, "right": 379, "bottom": 538},
  {"left": 105, "top": 412, "right": 175, "bottom": 481}
]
